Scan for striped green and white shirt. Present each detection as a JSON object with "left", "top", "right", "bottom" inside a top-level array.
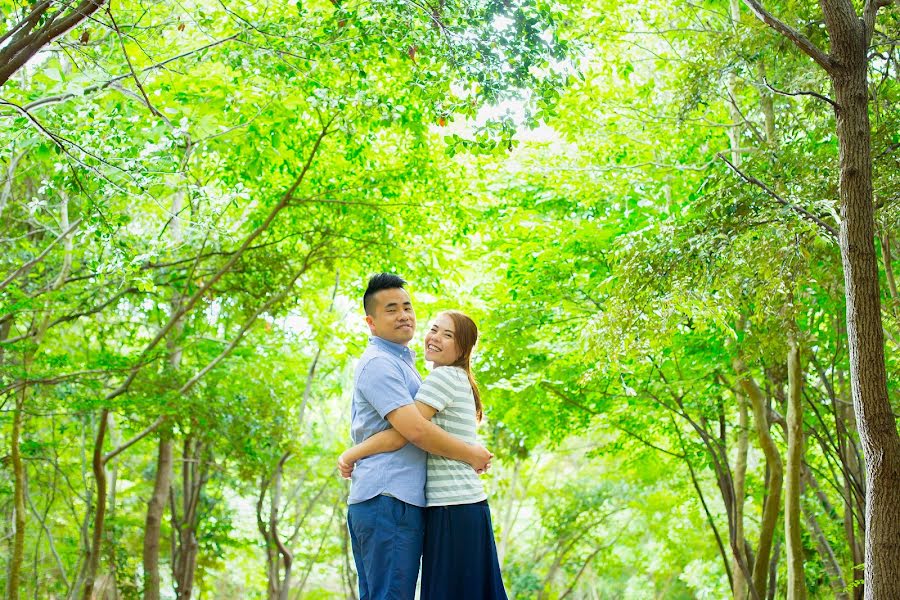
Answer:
[{"left": 416, "top": 366, "right": 487, "bottom": 507}]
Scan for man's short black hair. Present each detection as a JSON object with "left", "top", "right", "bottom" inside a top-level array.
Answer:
[{"left": 363, "top": 273, "right": 407, "bottom": 316}]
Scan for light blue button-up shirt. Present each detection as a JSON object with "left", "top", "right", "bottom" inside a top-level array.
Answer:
[{"left": 348, "top": 336, "right": 426, "bottom": 507}]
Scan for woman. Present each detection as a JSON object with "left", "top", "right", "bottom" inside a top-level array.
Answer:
[{"left": 339, "top": 310, "right": 508, "bottom": 600}]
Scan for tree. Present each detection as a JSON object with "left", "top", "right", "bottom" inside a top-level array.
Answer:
[{"left": 740, "top": 0, "right": 900, "bottom": 595}]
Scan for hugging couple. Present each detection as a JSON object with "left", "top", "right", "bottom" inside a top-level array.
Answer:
[{"left": 338, "top": 273, "right": 508, "bottom": 600}]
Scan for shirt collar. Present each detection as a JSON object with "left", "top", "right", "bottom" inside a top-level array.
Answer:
[{"left": 370, "top": 335, "right": 415, "bottom": 359}]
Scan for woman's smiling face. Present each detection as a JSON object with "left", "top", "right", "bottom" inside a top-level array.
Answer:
[{"left": 424, "top": 313, "right": 461, "bottom": 367}]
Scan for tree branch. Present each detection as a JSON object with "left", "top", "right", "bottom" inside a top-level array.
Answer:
[
  {"left": 863, "top": 0, "right": 892, "bottom": 45},
  {"left": 0, "top": 0, "right": 109, "bottom": 88},
  {"left": 740, "top": 0, "right": 833, "bottom": 72},
  {"left": 175, "top": 255, "right": 315, "bottom": 396},
  {"left": 102, "top": 116, "right": 336, "bottom": 404},
  {"left": 102, "top": 415, "right": 165, "bottom": 464},
  {"left": 0, "top": 287, "right": 139, "bottom": 346},
  {"left": 0, "top": 218, "right": 83, "bottom": 292},
  {"left": 717, "top": 153, "right": 839, "bottom": 240},
  {"left": 762, "top": 77, "right": 839, "bottom": 111},
  {"left": 23, "top": 34, "right": 240, "bottom": 111},
  {"left": 0, "top": 99, "right": 134, "bottom": 189},
  {"left": 106, "top": 4, "right": 165, "bottom": 120},
  {"left": 0, "top": 0, "right": 54, "bottom": 47}
]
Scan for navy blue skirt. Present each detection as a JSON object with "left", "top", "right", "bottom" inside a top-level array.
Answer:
[{"left": 421, "top": 500, "right": 509, "bottom": 600}]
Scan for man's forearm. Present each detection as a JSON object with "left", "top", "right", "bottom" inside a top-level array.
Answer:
[{"left": 346, "top": 429, "right": 407, "bottom": 463}]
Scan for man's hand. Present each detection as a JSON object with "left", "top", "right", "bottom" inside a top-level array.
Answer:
[
  {"left": 338, "top": 452, "right": 355, "bottom": 479},
  {"left": 467, "top": 443, "right": 493, "bottom": 474}
]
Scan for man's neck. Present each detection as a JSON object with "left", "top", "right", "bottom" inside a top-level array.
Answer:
[{"left": 372, "top": 335, "right": 409, "bottom": 348}]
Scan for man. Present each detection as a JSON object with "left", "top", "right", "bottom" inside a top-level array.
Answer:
[{"left": 346, "top": 273, "right": 493, "bottom": 600}]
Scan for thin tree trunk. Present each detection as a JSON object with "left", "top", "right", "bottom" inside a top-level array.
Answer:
[
  {"left": 272, "top": 456, "right": 293, "bottom": 600},
  {"left": 0, "top": 318, "right": 11, "bottom": 595},
  {"left": 758, "top": 62, "right": 776, "bottom": 145},
  {"left": 82, "top": 410, "right": 109, "bottom": 600},
  {"left": 842, "top": 402, "right": 866, "bottom": 599},
  {"left": 734, "top": 360, "right": 783, "bottom": 600},
  {"left": 172, "top": 437, "right": 207, "bottom": 600},
  {"left": 69, "top": 415, "right": 94, "bottom": 599},
  {"left": 767, "top": 537, "right": 781, "bottom": 600},
  {"left": 823, "top": 346, "right": 866, "bottom": 597},
  {"left": 257, "top": 453, "right": 294, "bottom": 600},
  {"left": 25, "top": 477, "right": 69, "bottom": 591},
  {"left": 785, "top": 336, "right": 806, "bottom": 600},
  {"left": 144, "top": 181, "right": 187, "bottom": 600},
  {"left": 880, "top": 235, "right": 898, "bottom": 303},
  {"left": 8, "top": 384, "right": 27, "bottom": 600},
  {"left": 293, "top": 501, "right": 339, "bottom": 599},
  {"left": 340, "top": 500, "right": 358, "bottom": 600},
  {"left": 105, "top": 414, "right": 120, "bottom": 599},
  {"left": 732, "top": 395, "right": 750, "bottom": 600},
  {"left": 8, "top": 196, "right": 76, "bottom": 598}
]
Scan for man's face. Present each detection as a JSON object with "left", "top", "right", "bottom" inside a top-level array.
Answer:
[{"left": 366, "top": 287, "right": 416, "bottom": 345}]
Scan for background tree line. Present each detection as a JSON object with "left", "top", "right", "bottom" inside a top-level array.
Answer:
[{"left": 1, "top": 0, "right": 898, "bottom": 598}]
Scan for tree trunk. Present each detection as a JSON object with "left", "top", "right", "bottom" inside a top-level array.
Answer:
[
  {"left": 880, "top": 235, "right": 898, "bottom": 304},
  {"left": 172, "top": 436, "right": 208, "bottom": 600},
  {"left": 257, "top": 453, "right": 294, "bottom": 600},
  {"left": 734, "top": 360, "right": 783, "bottom": 600},
  {"left": 785, "top": 337, "right": 806, "bottom": 600},
  {"left": 82, "top": 410, "right": 109, "bottom": 600},
  {"left": 727, "top": 0, "right": 743, "bottom": 168},
  {"left": 742, "top": 0, "right": 900, "bottom": 591},
  {"left": 767, "top": 537, "right": 781, "bottom": 600},
  {"left": 294, "top": 501, "right": 339, "bottom": 598},
  {"left": 143, "top": 435, "right": 174, "bottom": 600},
  {"left": 758, "top": 62, "right": 776, "bottom": 145},
  {"left": 497, "top": 458, "right": 522, "bottom": 566},
  {"left": 145, "top": 183, "right": 186, "bottom": 600},
  {"left": 8, "top": 384, "right": 27, "bottom": 600},
  {"left": 105, "top": 414, "right": 121, "bottom": 599},
  {"left": 826, "top": 4, "right": 900, "bottom": 597},
  {"left": 732, "top": 395, "right": 750, "bottom": 600}
]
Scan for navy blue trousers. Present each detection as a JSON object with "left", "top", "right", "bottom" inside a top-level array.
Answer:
[
  {"left": 421, "top": 500, "right": 509, "bottom": 600},
  {"left": 348, "top": 495, "right": 425, "bottom": 600}
]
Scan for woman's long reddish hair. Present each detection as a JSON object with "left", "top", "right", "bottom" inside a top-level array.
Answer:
[{"left": 442, "top": 310, "right": 483, "bottom": 422}]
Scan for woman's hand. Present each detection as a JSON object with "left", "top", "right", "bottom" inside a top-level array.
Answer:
[{"left": 338, "top": 451, "right": 355, "bottom": 479}]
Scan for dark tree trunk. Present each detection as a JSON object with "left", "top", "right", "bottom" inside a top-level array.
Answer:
[
  {"left": 143, "top": 435, "right": 174, "bottom": 600},
  {"left": 826, "top": 5, "right": 900, "bottom": 598},
  {"left": 741, "top": 0, "right": 900, "bottom": 594}
]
